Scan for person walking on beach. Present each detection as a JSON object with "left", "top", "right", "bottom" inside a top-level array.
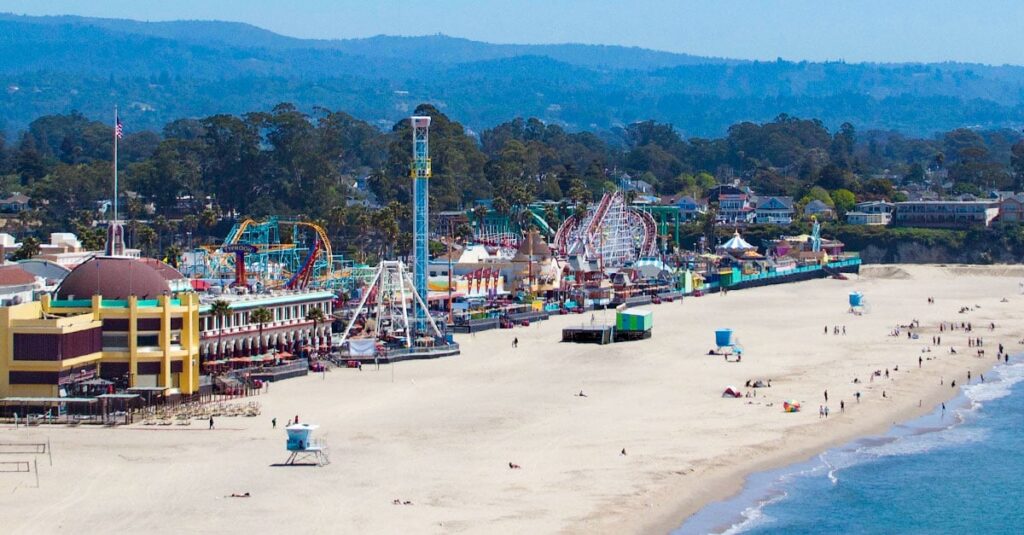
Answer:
[
  {"left": 919, "top": 356, "right": 923, "bottom": 368},
  {"left": 272, "top": 417, "right": 277, "bottom": 429},
  {"left": 840, "top": 400, "right": 845, "bottom": 413},
  {"left": 513, "top": 337, "right": 518, "bottom": 348},
  {"left": 855, "top": 391, "right": 861, "bottom": 403},
  {"left": 209, "top": 416, "right": 214, "bottom": 430},
  {"left": 824, "top": 325, "right": 828, "bottom": 335},
  {"left": 824, "top": 406, "right": 830, "bottom": 418},
  {"left": 842, "top": 326, "right": 846, "bottom": 335},
  {"left": 824, "top": 389, "right": 828, "bottom": 402},
  {"left": 819, "top": 405, "right": 824, "bottom": 419}
]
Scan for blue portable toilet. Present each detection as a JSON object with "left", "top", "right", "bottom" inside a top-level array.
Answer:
[
  {"left": 849, "top": 292, "right": 863, "bottom": 307},
  {"left": 715, "top": 329, "right": 733, "bottom": 347}
]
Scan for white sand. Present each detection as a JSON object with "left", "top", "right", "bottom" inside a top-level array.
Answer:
[{"left": 3, "top": 265, "right": 1023, "bottom": 535}]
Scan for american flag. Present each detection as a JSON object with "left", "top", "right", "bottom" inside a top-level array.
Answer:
[{"left": 115, "top": 117, "right": 123, "bottom": 139}]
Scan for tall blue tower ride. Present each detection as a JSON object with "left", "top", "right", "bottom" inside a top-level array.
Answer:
[{"left": 410, "top": 116, "right": 432, "bottom": 329}]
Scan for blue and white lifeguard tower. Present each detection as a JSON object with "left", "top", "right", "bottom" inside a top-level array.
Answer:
[
  {"left": 715, "top": 328, "right": 743, "bottom": 355},
  {"left": 284, "top": 423, "right": 329, "bottom": 466},
  {"left": 848, "top": 291, "right": 869, "bottom": 314}
]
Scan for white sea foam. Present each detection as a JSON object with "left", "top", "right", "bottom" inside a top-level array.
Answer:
[
  {"left": 716, "top": 491, "right": 787, "bottom": 535},
  {"left": 962, "top": 362, "right": 1024, "bottom": 406}
]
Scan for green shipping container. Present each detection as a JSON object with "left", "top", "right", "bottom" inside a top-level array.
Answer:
[{"left": 616, "top": 308, "right": 653, "bottom": 332}]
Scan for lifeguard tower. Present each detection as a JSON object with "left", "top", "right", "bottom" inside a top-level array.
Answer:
[
  {"left": 715, "top": 328, "right": 743, "bottom": 355},
  {"left": 848, "top": 291, "right": 869, "bottom": 314},
  {"left": 284, "top": 423, "right": 329, "bottom": 466}
]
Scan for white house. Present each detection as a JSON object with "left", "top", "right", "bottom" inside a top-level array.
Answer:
[
  {"left": 845, "top": 201, "right": 894, "bottom": 226},
  {"left": 717, "top": 193, "right": 754, "bottom": 224}
]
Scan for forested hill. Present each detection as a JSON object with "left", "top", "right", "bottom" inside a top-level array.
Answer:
[{"left": 2, "top": 13, "right": 1024, "bottom": 136}]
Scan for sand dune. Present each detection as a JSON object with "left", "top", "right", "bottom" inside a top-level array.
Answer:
[{"left": 2, "top": 265, "right": 1021, "bottom": 535}]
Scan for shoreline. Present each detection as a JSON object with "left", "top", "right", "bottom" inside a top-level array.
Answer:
[
  {"left": 3, "top": 265, "right": 1023, "bottom": 535},
  {"left": 662, "top": 358, "right": 1007, "bottom": 535}
]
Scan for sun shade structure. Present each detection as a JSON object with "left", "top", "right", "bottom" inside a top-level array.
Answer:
[{"left": 719, "top": 231, "right": 755, "bottom": 252}]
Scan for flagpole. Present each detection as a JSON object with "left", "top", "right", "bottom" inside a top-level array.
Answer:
[{"left": 113, "top": 105, "right": 118, "bottom": 224}]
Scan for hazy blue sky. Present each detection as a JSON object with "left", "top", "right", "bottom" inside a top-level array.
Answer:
[{"left": 3, "top": 0, "right": 1022, "bottom": 65}]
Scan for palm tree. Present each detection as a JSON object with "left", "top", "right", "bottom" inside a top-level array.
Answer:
[
  {"left": 11, "top": 236, "right": 40, "bottom": 261},
  {"left": 249, "top": 306, "right": 273, "bottom": 354},
  {"left": 305, "top": 306, "right": 327, "bottom": 349},
  {"left": 164, "top": 243, "right": 183, "bottom": 268},
  {"left": 210, "top": 299, "right": 232, "bottom": 360}
]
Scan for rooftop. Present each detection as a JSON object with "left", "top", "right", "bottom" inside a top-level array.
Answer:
[
  {"left": 197, "top": 289, "right": 335, "bottom": 312},
  {"left": 0, "top": 265, "right": 38, "bottom": 287}
]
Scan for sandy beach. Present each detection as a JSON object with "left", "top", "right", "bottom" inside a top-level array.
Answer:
[{"left": 2, "top": 264, "right": 1022, "bottom": 535}]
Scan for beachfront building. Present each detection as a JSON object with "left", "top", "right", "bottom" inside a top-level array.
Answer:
[
  {"left": 753, "top": 196, "right": 795, "bottom": 225},
  {"left": 0, "top": 256, "right": 202, "bottom": 398},
  {"left": 845, "top": 201, "right": 894, "bottom": 226},
  {"left": 197, "top": 290, "right": 335, "bottom": 360},
  {"left": 767, "top": 234, "right": 846, "bottom": 263},
  {"left": 893, "top": 201, "right": 999, "bottom": 228}
]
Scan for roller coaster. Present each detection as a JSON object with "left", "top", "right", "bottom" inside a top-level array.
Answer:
[
  {"left": 553, "top": 191, "right": 658, "bottom": 270},
  {"left": 194, "top": 217, "right": 373, "bottom": 291},
  {"left": 466, "top": 207, "right": 556, "bottom": 254}
]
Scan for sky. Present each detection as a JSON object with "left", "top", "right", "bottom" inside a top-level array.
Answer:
[{"left": 2, "top": 0, "right": 1022, "bottom": 65}]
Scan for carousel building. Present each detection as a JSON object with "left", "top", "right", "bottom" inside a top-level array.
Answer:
[{"left": 1, "top": 255, "right": 202, "bottom": 398}]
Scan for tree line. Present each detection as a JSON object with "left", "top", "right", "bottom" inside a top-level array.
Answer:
[{"left": 1, "top": 103, "right": 1023, "bottom": 262}]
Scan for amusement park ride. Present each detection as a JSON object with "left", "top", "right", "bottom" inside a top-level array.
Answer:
[
  {"left": 469, "top": 209, "right": 556, "bottom": 254},
  {"left": 553, "top": 190, "right": 659, "bottom": 270},
  {"left": 336, "top": 116, "right": 452, "bottom": 351},
  {"left": 191, "top": 217, "right": 372, "bottom": 291}
]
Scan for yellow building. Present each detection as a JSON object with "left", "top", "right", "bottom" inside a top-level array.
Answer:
[{"left": 0, "top": 256, "right": 201, "bottom": 398}]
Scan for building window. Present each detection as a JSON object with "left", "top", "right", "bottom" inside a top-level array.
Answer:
[
  {"left": 14, "top": 329, "right": 103, "bottom": 360},
  {"left": 103, "top": 333, "right": 130, "bottom": 350},
  {"left": 137, "top": 334, "right": 160, "bottom": 348}
]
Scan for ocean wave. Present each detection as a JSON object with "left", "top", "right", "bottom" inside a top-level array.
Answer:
[
  {"left": 716, "top": 491, "right": 787, "bottom": 535},
  {"left": 962, "top": 362, "right": 1024, "bottom": 406}
]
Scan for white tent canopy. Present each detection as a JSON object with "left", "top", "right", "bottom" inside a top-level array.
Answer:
[{"left": 719, "top": 231, "right": 755, "bottom": 251}]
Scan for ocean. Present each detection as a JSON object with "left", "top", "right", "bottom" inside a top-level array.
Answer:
[{"left": 676, "top": 361, "right": 1024, "bottom": 535}]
